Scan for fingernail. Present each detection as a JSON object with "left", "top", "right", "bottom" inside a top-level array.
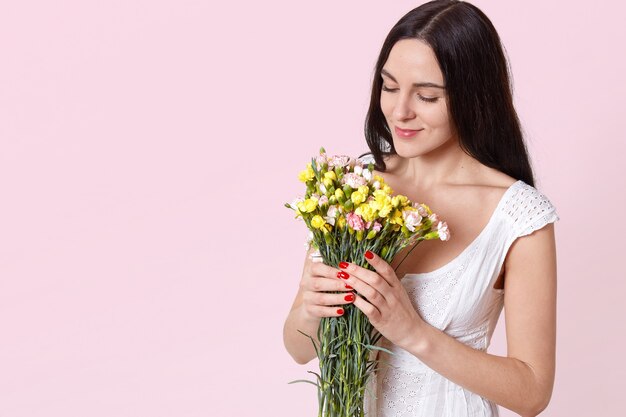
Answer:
[
  {"left": 365, "top": 250, "right": 374, "bottom": 260},
  {"left": 337, "top": 271, "right": 350, "bottom": 279},
  {"left": 344, "top": 284, "right": 353, "bottom": 289},
  {"left": 339, "top": 261, "right": 349, "bottom": 269},
  {"left": 336, "top": 308, "right": 344, "bottom": 315},
  {"left": 344, "top": 294, "right": 355, "bottom": 302}
]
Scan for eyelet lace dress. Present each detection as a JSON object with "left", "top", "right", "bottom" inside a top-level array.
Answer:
[{"left": 358, "top": 155, "right": 560, "bottom": 417}]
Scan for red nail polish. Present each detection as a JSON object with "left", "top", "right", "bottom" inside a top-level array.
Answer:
[
  {"left": 336, "top": 271, "right": 343, "bottom": 279},
  {"left": 344, "top": 284, "right": 353, "bottom": 289},
  {"left": 339, "top": 261, "right": 349, "bottom": 269},
  {"left": 344, "top": 294, "right": 355, "bottom": 302},
  {"left": 338, "top": 271, "right": 349, "bottom": 279},
  {"left": 365, "top": 250, "right": 374, "bottom": 260},
  {"left": 336, "top": 308, "right": 344, "bottom": 315}
]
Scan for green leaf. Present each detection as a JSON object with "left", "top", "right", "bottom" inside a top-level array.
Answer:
[
  {"left": 288, "top": 379, "right": 319, "bottom": 388},
  {"left": 364, "top": 344, "right": 395, "bottom": 355}
]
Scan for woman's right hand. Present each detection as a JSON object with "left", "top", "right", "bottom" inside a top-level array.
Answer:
[
  {"left": 283, "top": 246, "right": 355, "bottom": 364},
  {"left": 297, "top": 247, "right": 355, "bottom": 319}
]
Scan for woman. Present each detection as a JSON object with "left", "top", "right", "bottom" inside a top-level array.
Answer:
[{"left": 283, "top": 1, "right": 559, "bottom": 416}]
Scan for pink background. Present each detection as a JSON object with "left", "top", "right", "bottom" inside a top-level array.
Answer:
[{"left": 0, "top": 1, "right": 623, "bottom": 416}]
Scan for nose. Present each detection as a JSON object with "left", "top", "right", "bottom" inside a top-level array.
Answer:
[{"left": 392, "top": 92, "right": 416, "bottom": 121}]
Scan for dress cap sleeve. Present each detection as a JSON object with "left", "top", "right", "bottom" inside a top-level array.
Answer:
[{"left": 503, "top": 181, "right": 560, "bottom": 238}]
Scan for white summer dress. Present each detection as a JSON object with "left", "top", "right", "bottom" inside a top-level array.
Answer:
[{"left": 353, "top": 154, "right": 561, "bottom": 417}]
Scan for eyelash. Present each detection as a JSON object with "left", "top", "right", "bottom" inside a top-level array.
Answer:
[{"left": 381, "top": 85, "right": 439, "bottom": 103}]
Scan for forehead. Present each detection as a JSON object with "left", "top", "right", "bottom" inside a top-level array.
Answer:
[{"left": 382, "top": 39, "right": 444, "bottom": 85}]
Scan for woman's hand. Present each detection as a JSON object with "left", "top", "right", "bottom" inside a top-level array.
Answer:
[
  {"left": 298, "top": 250, "right": 356, "bottom": 320},
  {"left": 337, "top": 250, "right": 425, "bottom": 350}
]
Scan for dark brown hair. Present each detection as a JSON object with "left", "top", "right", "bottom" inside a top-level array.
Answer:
[{"left": 360, "top": 0, "right": 535, "bottom": 186}]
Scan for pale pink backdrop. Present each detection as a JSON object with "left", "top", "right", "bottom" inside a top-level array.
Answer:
[{"left": 0, "top": 1, "right": 623, "bottom": 416}]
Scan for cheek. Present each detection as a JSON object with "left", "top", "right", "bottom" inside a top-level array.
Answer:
[{"left": 423, "top": 103, "right": 451, "bottom": 130}]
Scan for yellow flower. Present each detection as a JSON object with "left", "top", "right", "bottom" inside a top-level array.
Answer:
[
  {"left": 351, "top": 190, "right": 366, "bottom": 205},
  {"left": 373, "top": 189, "right": 388, "bottom": 201},
  {"left": 370, "top": 189, "right": 392, "bottom": 213},
  {"left": 323, "top": 177, "right": 334, "bottom": 188},
  {"left": 389, "top": 209, "right": 404, "bottom": 225},
  {"left": 392, "top": 195, "right": 408, "bottom": 208},
  {"left": 297, "top": 198, "right": 318, "bottom": 213},
  {"left": 355, "top": 203, "right": 376, "bottom": 222},
  {"left": 336, "top": 216, "right": 347, "bottom": 229},
  {"left": 382, "top": 184, "right": 393, "bottom": 194},
  {"left": 378, "top": 202, "right": 393, "bottom": 218},
  {"left": 324, "top": 171, "right": 337, "bottom": 181},
  {"left": 298, "top": 163, "right": 315, "bottom": 182},
  {"left": 311, "top": 215, "right": 326, "bottom": 229},
  {"left": 373, "top": 174, "right": 386, "bottom": 184},
  {"left": 357, "top": 185, "right": 369, "bottom": 196},
  {"left": 335, "top": 188, "right": 344, "bottom": 200}
]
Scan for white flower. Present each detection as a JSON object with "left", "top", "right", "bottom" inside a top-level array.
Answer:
[
  {"left": 319, "top": 183, "right": 327, "bottom": 194},
  {"left": 289, "top": 197, "right": 304, "bottom": 210},
  {"left": 353, "top": 165, "right": 363, "bottom": 175},
  {"left": 437, "top": 221, "right": 450, "bottom": 241},
  {"left": 363, "top": 169, "right": 372, "bottom": 181},
  {"left": 429, "top": 213, "right": 440, "bottom": 226},
  {"left": 318, "top": 195, "right": 329, "bottom": 206},
  {"left": 324, "top": 204, "right": 339, "bottom": 225},
  {"left": 402, "top": 210, "right": 423, "bottom": 232},
  {"left": 417, "top": 205, "right": 429, "bottom": 217},
  {"left": 372, "top": 180, "right": 381, "bottom": 190}
]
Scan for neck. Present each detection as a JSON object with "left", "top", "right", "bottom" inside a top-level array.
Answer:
[{"left": 395, "top": 139, "right": 478, "bottom": 190}]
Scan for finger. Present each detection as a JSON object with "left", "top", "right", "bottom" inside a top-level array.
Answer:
[
  {"left": 337, "top": 270, "right": 388, "bottom": 308},
  {"left": 304, "top": 304, "right": 350, "bottom": 318},
  {"left": 309, "top": 261, "right": 343, "bottom": 280},
  {"left": 338, "top": 261, "right": 392, "bottom": 297},
  {"left": 352, "top": 293, "right": 382, "bottom": 324},
  {"left": 301, "top": 276, "right": 354, "bottom": 293},
  {"left": 362, "top": 250, "right": 399, "bottom": 287},
  {"left": 304, "top": 290, "right": 356, "bottom": 307}
]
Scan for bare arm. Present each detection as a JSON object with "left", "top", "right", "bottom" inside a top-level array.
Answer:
[
  {"left": 340, "top": 223, "right": 557, "bottom": 417},
  {"left": 402, "top": 223, "right": 557, "bottom": 416}
]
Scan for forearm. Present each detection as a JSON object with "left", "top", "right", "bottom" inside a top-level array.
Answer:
[
  {"left": 283, "top": 306, "right": 321, "bottom": 365},
  {"left": 404, "top": 322, "right": 547, "bottom": 417}
]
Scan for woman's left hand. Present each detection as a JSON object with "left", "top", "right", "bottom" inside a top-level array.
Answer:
[{"left": 337, "top": 250, "right": 425, "bottom": 350}]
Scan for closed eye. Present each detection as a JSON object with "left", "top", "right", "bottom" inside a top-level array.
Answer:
[{"left": 382, "top": 85, "right": 439, "bottom": 103}]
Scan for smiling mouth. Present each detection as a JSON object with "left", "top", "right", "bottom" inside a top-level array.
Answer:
[{"left": 394, "top": 126, "right": 423, "bottom": 137}]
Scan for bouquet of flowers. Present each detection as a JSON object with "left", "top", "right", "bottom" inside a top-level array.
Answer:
[{"left": 285, "top": 147, "right": 450, "bottom": 417}]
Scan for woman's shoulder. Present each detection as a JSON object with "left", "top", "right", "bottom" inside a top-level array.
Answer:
[{"left": 500, "top": 179, "right": 560, "bottom": 237}]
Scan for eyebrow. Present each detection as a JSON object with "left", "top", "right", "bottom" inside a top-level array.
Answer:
[{"left": 381, "top": 68, "right": 445, "bottom": 89}]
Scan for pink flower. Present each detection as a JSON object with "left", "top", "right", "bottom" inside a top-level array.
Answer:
[
  {"left": 417, "top": 205, "right": 429, "bottom": 217},
  {"left": 327, "top": 155, "right": 351, "bottom": 168},
  {"left": 373, "top": 221, "right": 382, "bottom": 232},
  {"left": 346, "top": 212, "right": 365, "bottom": 231},
  {"left": 342, "top": 173, "right": 368, "bottom": 188},
  {"left": 318, "top": 195, "right": 329, "bottom": 206},
  {"left": 428, "top": 213, "right": 440, "bottom": 226},
  {"left": 316, "top": 153, "right": 328, "bottom": 165}
]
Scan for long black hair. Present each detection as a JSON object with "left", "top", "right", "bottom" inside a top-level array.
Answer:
[{"left": 361, "top": 0, "right": 535, "bottom": 186}]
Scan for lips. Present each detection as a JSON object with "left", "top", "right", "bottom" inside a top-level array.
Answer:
[{"left": 394, "top": 125, "right": 422, "bottom": 138}]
